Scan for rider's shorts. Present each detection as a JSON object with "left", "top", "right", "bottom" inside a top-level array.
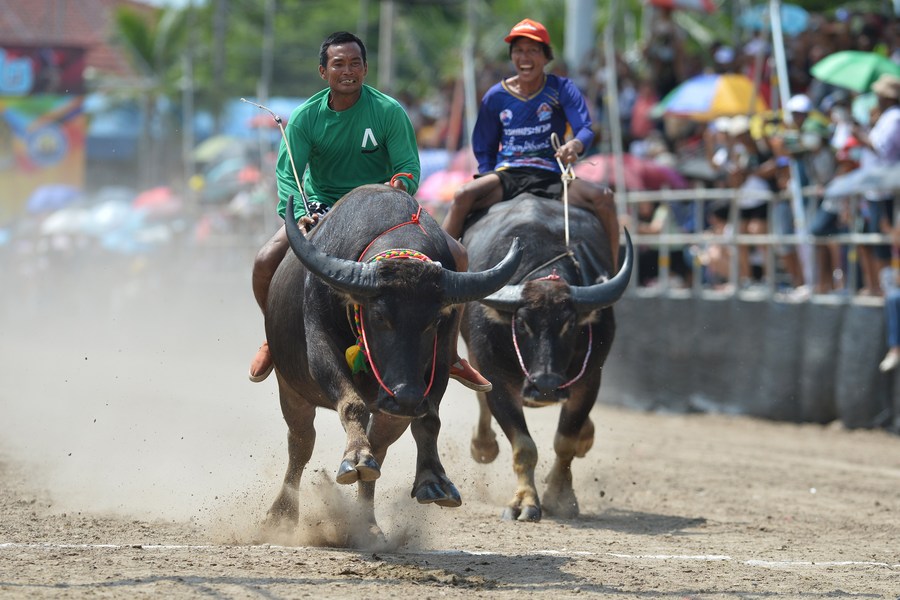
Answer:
[{"left": 480, "top": 167, "right": 562, "bottom": 202}]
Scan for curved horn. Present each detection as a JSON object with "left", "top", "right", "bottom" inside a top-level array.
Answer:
[
  {"left": 442, "top": 237, "right": 523, "bottom": 305},
  {"left": 478, "top": 282, "right": 526, "bottom": 313},
  {"left": 569, "top": 227, "right": 633, "bottom": 311},
  {"left": 284, "top": 194, "right": 380, "bottom": 298},
  {"left": 479, "top": 229, "right": 634, "bottom": 313}
]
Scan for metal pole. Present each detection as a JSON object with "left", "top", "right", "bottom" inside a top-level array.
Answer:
[
  {"left": 461, "top": 0, "right": 477, "bottom": 147},
  {"left": 378, "top": 0, "right": 394, "bottom": 94},
  {"left": 181, "top": 0, "right": 196, "bottom": 196},
  {"left": 770, "top": 0, "right": 811, "bottom": 286}
]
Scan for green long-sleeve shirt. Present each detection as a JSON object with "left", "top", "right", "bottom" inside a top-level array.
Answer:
[{"left": 276, "top": 84, "right": 421, "bottom": 220}]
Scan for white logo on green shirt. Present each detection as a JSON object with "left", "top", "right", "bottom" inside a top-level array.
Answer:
[{"left": 361, "top": 128, "right": 379, "bottom": 153}]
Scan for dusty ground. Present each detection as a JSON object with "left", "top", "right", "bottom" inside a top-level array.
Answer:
[{"left": 1, "top": 244, "right": 899, "bottom": 599}]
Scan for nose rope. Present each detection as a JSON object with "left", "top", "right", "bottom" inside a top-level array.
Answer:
[
  {"left": 347, "top": 246, "right": 438, "bottom": 400},
  {"left": 510, "top": 272, "right": 594, "bottom": 390}
]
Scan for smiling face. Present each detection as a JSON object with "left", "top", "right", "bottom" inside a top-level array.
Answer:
[
  {"left": 510, "top": 38, "right": 549, "bottom": 88},
  {"left": 319, "top": 42, "right": 367, "bottom": 104}
]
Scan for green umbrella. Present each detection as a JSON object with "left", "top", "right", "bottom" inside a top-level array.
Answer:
[{"left": 810, "top": 50, "right": 900, "bottom": 93}]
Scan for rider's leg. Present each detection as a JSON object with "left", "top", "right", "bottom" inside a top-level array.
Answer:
[
  {"left": 442, "top": 174, "right": 504, "bottom": 239},
  {"left": 568, "top": 180, "right": 621, "bottom": 268},
  {"left": 442, "top": 233, "right": 492, "bottom": 392},
  {"left": 249, "top": 226, "right": 290, "bottom": 382}
]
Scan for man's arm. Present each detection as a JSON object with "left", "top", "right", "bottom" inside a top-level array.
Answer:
[
  {"left": 384, "top": 103, "right": 421, "bottom": 195},
  {"left": 559, "top": 77, "right": 594, "bottom": 156},
  {"left": 275, "top": 116, "right": 311, "bottom": 220},
  {"left": 472, "top": 96, "right": 501, "bottom": 173}
]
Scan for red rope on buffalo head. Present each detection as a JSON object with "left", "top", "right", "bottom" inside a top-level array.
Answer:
[
  {"left": 511, "top": 315, "right": 592, "bottom": 389},
  {"left": 349, "top": 249, "right": 438, "bottom": 399}
]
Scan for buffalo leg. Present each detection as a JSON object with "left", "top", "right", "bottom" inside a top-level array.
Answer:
[
  {"left": 542, "top": 396, "right": 595, "bottom": 518},
  {"left": 470, "top": 391, "right": 499, "bottom": 463},
  {"left": 268, "top": 399, "right": 317, "bottom": 524},
  {"left": 410, "top": 406, "right": 461, "bottom": 507},
  {"left": 352, "top": 414, "right": 411, "bottom": 544},
  {"left": 487, "top": 388, "right": 541, "bottom": 522},
  {"left": 335, "top": 397, "right": 381, "bottom": 485}
]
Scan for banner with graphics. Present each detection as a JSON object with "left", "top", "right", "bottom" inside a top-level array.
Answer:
[
  {"left": 0, "top": 45, "right": 86, "bottom": 221},
  {"left": 0, "top": 46, "right": 87, "bottom": 96}
]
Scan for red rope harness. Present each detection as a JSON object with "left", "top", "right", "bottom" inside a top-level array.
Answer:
[
  {"left": 349, "top": 209, "right": 437, "bottom": 398},
  {"left": 509, "top": 272, "right": 594, "bottom": 390}
]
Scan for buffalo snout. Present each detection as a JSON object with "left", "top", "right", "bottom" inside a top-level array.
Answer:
[
  {"left": 523, "top": 373, "right": 570, "bottom": 405},
  {"left": 377, "top": 383, "right": 429, "bottom": 418}
]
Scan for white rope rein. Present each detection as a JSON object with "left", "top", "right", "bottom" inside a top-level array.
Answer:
[{"left": 551, "top": 132, "right": 576, "bottom": 247}]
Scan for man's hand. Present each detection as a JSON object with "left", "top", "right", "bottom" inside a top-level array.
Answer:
[
  {"left": 387, "top": 172, "right": 413, "bottom": 192},
  {"left": 298, "top": 213, "right": 319, "bottom": 234},
  {"left": 554, "top": 139, "right": 584, "bottom": 166},
  {"left": 387, "top": 178, "right": 407, "bottom": 192}
]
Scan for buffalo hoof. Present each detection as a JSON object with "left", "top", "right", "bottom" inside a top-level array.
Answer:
[
  {"left": 542, "top": 493, "right": 579, "bottom": 519},
  {"left": 413, "top": 479, "right": 462, "bottom": 508},
  {"left": 470, "top": 434, "right": 499, "bottom": 464},
  {"left": 348, "top": 522, "right": 388, "bottom": 550},
  {"left": 266, "top": 487, "right": 299, "bottom": 524},
  {"left": 335, "top": 456, "right": 381, "bottom": 485},
  {"left": 501, "top": 504, "right": 541, "bottom": 522}
]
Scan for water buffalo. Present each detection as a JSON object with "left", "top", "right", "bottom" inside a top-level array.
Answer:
[
  {"left": 264, "top": 184, "right": 522, "bottom": 539},
  {"left": 460, "top": 194, "right": 633, "bottom": 522}
]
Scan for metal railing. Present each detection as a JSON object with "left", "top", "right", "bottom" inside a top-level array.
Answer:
[{"left": 618, "top": 184, "right": 897, "bottom": 306}]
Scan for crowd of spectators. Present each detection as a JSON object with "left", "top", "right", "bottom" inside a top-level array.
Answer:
[{"left": 403, "top": 7, "right": 899, "bottom": 301}]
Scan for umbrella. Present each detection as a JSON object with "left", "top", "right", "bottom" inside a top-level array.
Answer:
[
  {"left": 645, "top": 0, "right": 716, "bottom": 12},
  {"left": 824, "top": 165, "right": 900, "bottom": 198},
  {"left": 416, "top": 169, "right": 472, "bottom": 203},
  {"left": 739, "top": 3, "right": 810, "bottom": 36},
  {"left": 192, "top": 135, "right": 244, "bottom": 163},
  {"left": 574, "top": 154, "right": 688, "bottom": 191},
  {"left": 40, "top": 207, "right": 92, "bottom": 236},
  {"left": 247, "top": 113, "right": 288, "bottom": 129},
  {"left": 26, "top": 184, "right": 83, "bottom": 213},
  {"left": 132, "top": 186, "right": 182, "bottom": 217},
  {"left": 810, "top": 51, "right": 900, "bottom": 94},
  {"left": 653, "top": 73, "right": 769, "bottom": 121}
]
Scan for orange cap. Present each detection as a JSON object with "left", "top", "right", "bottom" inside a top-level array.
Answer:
[{"left": 504, "top": 18, "right": 551, "bottom": 46}]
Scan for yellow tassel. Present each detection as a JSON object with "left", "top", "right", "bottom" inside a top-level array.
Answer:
[{"left": 345, "top": 345, "right": 360, "bottom": 371}]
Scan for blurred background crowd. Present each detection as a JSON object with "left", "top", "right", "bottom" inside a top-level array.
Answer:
[{"left": 1, "top": 0, "right": 898, "bottom": 305}]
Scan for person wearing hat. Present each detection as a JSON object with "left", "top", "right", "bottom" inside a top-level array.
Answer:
[
  {"left": 442, "top": 18, "right": 621, "bottom": 265},
  {"left": 852, "top": 73, "right": 900, "bottom": 295}
]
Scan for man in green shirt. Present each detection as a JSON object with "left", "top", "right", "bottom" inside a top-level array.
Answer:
[{"left": 249, "top": 31, "right": 490, "bottom": 392}]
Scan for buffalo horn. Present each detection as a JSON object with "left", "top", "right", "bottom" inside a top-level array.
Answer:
[
  {"left": 283, "top": 194, "right": 380, "bottom": 298},
  {"left": 569, "top": 228, "right": 633, "bottom": 311},
  {"left": 442, "top": 237, "right": 523, "bottom": 305},
  {"left": 480, "top": 229, "right": 634, "bottom": 313}
]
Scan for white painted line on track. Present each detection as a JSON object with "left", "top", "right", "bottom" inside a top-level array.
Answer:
[{"left": 2, "top": 542, "right": 898, "bottom": 569}]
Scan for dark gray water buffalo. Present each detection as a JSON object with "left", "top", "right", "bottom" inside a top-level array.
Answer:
[
  {"left": 264, "top": 184, "right": 522, "bottom": 537},
  {"left": 460, "top": 194, "right": 633, "bottom": 522}
]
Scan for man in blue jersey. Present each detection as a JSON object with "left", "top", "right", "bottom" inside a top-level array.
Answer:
[{"left": 442, "top": 18, "right": 620, "bottom": 264}]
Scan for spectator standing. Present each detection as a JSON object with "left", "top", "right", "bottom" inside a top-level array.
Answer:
[{"left": 853, "top": 73, "right": 900, "bottom": 295}]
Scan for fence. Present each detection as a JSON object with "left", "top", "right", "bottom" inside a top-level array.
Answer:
[
  {"left": 602, "top": 184, "right": 898, "bottom": 433},
  {"left": 617, "top": 183, "right": 897, "bottom": 305}
]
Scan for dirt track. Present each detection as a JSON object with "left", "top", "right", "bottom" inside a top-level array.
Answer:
[{"left": 1, "top": 247, "right": 899, "bottom": 598}]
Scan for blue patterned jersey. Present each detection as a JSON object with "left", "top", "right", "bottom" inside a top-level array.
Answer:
[{"left": 472, "top": 73, "right": 594, "bottom": 174}]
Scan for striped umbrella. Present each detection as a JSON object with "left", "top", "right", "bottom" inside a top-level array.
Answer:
[{"left": 653, "top": 73, "right": 769, "bottom": 122}]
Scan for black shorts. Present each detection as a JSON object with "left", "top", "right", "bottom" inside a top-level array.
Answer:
[
  {"left": 739, "top": 204, "right": 768, "bottom": 221},
  {"left": 479, "top": 167, "right": 563, "bottom": 201}
]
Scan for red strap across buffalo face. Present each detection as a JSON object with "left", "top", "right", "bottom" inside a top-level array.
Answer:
[{"left": 350, "top": 248, "right": 438, "bottom": 399}]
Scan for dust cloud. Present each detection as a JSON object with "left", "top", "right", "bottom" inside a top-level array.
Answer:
[{"left": 0, "top": 240, "right": 519, "bottom": 548}]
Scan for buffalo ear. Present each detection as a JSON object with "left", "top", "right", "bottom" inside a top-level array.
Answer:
[
  {"left": 576, "top": 309, "right": 602, "bottom": 327},
  {"left": 480, "top": 304, "right": 511, "bottom": 325}
]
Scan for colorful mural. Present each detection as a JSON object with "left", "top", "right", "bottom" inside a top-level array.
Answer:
[{"left": 0, "top": 46, "right": 86, "bottom": 222}]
